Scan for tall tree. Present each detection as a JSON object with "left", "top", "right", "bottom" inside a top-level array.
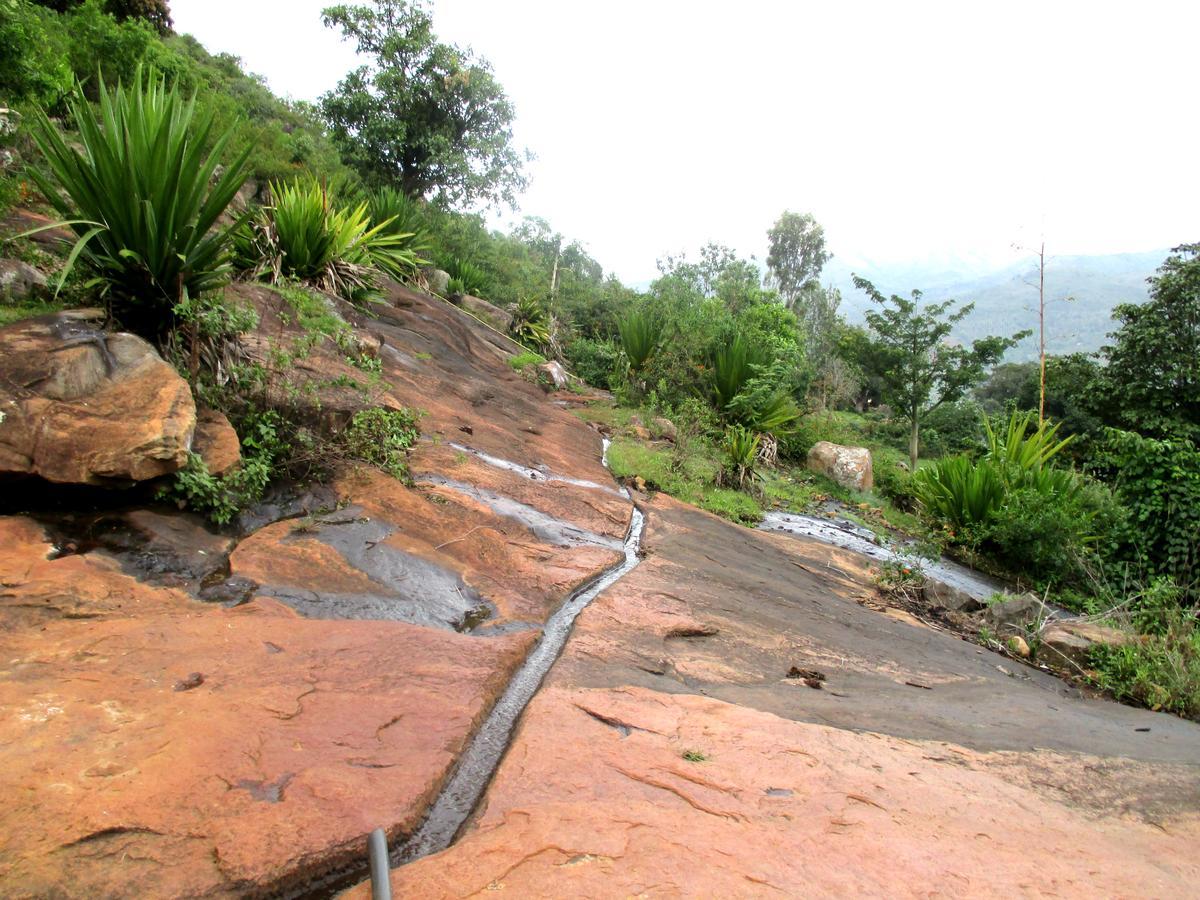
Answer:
[
  {"left": 854, "top": 275, "right": 1026, "bottom": 469},
  {"left": 320, "top": 0, "right": 528, "bottom": 207},
  {"left": 766, "top": 211, "right": 830, "bottom": 310},
  {"left": 1101, "top": 243, "right": 1200, "bottom": 442}
]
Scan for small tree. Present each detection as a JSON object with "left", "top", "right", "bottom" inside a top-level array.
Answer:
[
  {"left": 854, "top": 275, "right": 1027, "bottom": 469},
  {"left": 320, "top": 0, "right": 528, "bottom": 207}
]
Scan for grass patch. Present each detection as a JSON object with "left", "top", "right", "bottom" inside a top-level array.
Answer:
[
  {"left": 606, "top": 437, "right": 761, "bottom": 524},
  {"left": 681, "top": 749, "right": 709, "bottom": 762},
  {"left": 507, "top": 350, "right": 546, "bottom": 370}
]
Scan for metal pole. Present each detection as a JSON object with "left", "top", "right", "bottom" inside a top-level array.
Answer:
[{"left": 367, "top": 828, "right": 391, "bottom": 900}]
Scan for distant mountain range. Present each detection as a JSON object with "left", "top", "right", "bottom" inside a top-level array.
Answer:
[{"left": 825, "top": 249, "right": 1168, "bottom": 362}]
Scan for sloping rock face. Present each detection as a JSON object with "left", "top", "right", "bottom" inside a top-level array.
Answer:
[
  {"left": 0, "top": 281, "right": 633, "bottom": 896},
  {"left": 0, "top": 312, "right": 196, "bottom": 484},
  {"left": 807, "top": 439, "right": 873, "bottom": 491},
  {"left": 369, "top": 495, "right": 1200, "bottom": 897}
]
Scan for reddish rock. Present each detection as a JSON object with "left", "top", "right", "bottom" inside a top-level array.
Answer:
[
  {"left": 807, "top": 440, "right": 873, "bottom": 491},
  {"left": 192, "top": 408, "right": 240, "bottom": 475},
  {"left": 355, "top": 494, "right": 1200, "bottom": 897},
  {"left": 1, "top": 209, "right": 73, "bottom": 253},
  {"left": 0, "top": 313, "right": 195, "bottom": 484},
  {"left": 0, "top": 514, "right": 534, "bottom": 897},
  {"left": 456, "top": 294, "right": 512, "bottom": 333}
]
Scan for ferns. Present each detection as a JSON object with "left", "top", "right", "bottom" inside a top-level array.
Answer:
[{"left": 442, "top": 255, "right": 492, "bottom": 297}]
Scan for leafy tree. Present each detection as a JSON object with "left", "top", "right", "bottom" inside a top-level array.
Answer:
[
  {"left": 320, "top": 0, "right": 528, "bottom": 207},
  {"left": 854, "top": 275, "right": 1027, "bottom": 469},
  {"left": 1100, "top": 244, "right": 1200, "bottom": 442},
  {"left": 766, "top": 211, "right": 830, "bottom": 310}
]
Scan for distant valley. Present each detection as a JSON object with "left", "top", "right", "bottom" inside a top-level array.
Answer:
[{"left": 826, "top": 249, "right": 1167, "bottom": 361}]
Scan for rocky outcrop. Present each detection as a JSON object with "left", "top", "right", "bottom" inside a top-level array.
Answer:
[
  {"left": 0, "top": 312, "right": 196, "bottom": 484},
  {"left": 455, "top": 294, "right": 512, "bottom": 332},
  {"left": 1041, "top": 620, "right": 1135, "bottom": 667},
  {"left": 807, "top": 440, "right": 873, "bottom": 491},
  {"left": 0, "top": 277, "right": 635, "bottom": 896},
  {"left": 360, "top": 495, "right": 1200, "bottom": 897}
]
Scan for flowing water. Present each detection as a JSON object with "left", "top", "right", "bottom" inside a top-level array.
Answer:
[
  {"left": 297, "top": 438, "right": 642, "bottom": 897},
  {"left": 759, "top": 509, "right": 1010, "bottom": 602}
]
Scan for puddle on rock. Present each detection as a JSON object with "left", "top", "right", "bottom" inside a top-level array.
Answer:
[{"left": 256, "top": 511, "right": 495, "bottom": 632}]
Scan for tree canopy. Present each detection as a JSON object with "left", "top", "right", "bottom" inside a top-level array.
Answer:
[
  {"left": 854, "top": 275, "right": 1026, "bottom": 468},
  {"left": 320, "top": 0, "right": 528, "bottom": 207},
  {"left": 1101, "top": 243, "right": 1200, "bottom": 442}
]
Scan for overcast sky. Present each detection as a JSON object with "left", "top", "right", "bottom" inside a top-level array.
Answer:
[{"left": 172, "top": 0, "right": 1198, "bottom": 285}]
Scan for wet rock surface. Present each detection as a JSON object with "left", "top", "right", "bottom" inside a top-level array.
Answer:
[
  {"left": 0, "top": 281, "right": 633, "bottom": 897},
  {"left": 364, "top": 494, "right": 1200, "bottom": 897}
]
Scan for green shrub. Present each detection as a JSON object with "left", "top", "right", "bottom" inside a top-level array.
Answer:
[
  {"left": 562, "top": 337, "right": 619, "bottom": 389},
  {"left": 342, "top": 407, "right": 420, "bottom": 481},
  {"left": 875, "top": 459, "right": 918, "bottom": 512},
  {"left": 507, "top": 350, "right": 545, "bottom": 370},
  {"left": 912, "top": 454, "right": 1006, "bottom": 530},
  {"left": 719, "top": 425, "right": 761, "bottom": 492},
  {"left": 366, "top": 185, "right": 432, "bottom": 258},
  {"left": 159, "top": 410, "right": 283, "bottom": 525},
  {"left": 27, "top": 66, "right": 251, "bottom": 336},
  {"left": 1098, "top": 429, "right": 1200, "bottom": 593},
  {"left": 441, "top": 255, "right": 491, "bottom": 297},
  {"left": 1090, "top": 598, "right": 1200, "bottom": 719},
  {"left": 0, "top": 1, "right": 73, "bottom": 108}
]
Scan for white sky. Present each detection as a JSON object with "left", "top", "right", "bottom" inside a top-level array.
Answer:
[{"left": 172, "top": 0, "right": 1199, "bottom": 285}]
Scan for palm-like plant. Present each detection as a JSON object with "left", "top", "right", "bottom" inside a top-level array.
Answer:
[
  {"left": 709, "top": 333, "right": 767, "bottom": 410},
  {"left": 243, "top": 177, "right": 422, "bottom": 301},
  {"left": 441, "top": 255, "right": 491, "bottom": 297},
  {"left": 720, "top": 425, "right": 763, "bottom": 491},
  {"left": 912, "top": 455, "right": 1006, "bottom": 529},
  {"left": 367, "top": 186, "right": 433, "bottom": 259},
  {"left": 509, "top": 295, "right": 550, "bottom": 348},
  {"left": 617, "top": 308, "right": 662, "bottom": 373},
  {"left": 26, "top": 67, "right": 251, "bottom": 335},
  {"left": 983, "top": 410, "right": 1080, "bottom": 497}
]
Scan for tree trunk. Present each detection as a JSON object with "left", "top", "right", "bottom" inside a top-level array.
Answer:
[{"left": 909, "top": 415, "right": 920, "bottom": 471}]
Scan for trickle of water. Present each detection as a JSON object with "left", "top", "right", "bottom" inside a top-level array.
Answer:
[
  {"left": 450, "top": 442, "right": 626, "bottom": 496},
  {"left": 396, "top": 504, "right": 645, "bottom": 861},
  {"left": 759, "top": 510, "right": 1007, "bottom": 602}
]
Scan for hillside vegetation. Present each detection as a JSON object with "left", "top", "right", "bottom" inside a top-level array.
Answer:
[{"left": 0, "top": 0, "right": 1196, "bottom": 718}]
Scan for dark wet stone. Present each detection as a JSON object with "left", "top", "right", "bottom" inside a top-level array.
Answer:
[{"left": 198, "top": 576, "right": 259, "bottom": 607}]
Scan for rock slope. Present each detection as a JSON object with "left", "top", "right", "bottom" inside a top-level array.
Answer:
[{"left": 365, "top": 495, "right": 1200, "bottom": 897}]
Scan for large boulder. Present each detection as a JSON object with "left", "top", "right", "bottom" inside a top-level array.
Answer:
[
  {"left": 807, "top": 441, "right": 873, "bottom": 491},
  {"left": 192, "top": 407, "right": 241, "bottom": 476},
  {"left": 1040, "top": 620, "right": 1135, "bottom": 667},
  {"left": 425, "top": 267, "right": 451, "bottom": 295},
  {"left": 0, "top": 312, "right": 196, "bottom": 484},
  {"left": 457, "top": 294, "right": 513, "bottom": 333}
]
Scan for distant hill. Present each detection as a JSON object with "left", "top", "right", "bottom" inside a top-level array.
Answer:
[{"left": 826, "top": 250, "right": 1167, "bottom": 362}]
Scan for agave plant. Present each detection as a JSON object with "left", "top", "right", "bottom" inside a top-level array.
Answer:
[
  {"left": 244, "top": 177, "right": 422, "bottom": 301},
  {"left": 983, "top": 410, "right": 1080, "bottom": 497},
  {"left": 914, "top": 410, "right": 1082, "bottom": 530},
  {"left": 509, "top": 295, "right": 551, "bottom": 348},
  {"left": 441, "top": 255, "right": 492, "bottom": 297},
  {"left": 912, "top": 455, "right": 1006, "bottom": 529},
  {"left": 709, "top": 333, "right": 767, "bottom": 410},
  {"left": 720, "top": 425, "right": 763, "bottom": 492},
  {"left": 26, "top": 67, "right": 251, "bottom": 335},
  {"left": 367, "top": 186, "right": 433, "bottom": 259},
  {"left": 617, "top": 308, "right": 662, "bottom": 373}
]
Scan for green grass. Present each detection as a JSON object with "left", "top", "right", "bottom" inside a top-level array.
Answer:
[
  {"left": 507, "top": 350, "right": 546, "bottom": 370},
  {"left": 0, "top": 296, "right": 66, "bottom": 326},
  {"left": 606, "top": 437, "right": 761, "bottom": 524}
]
